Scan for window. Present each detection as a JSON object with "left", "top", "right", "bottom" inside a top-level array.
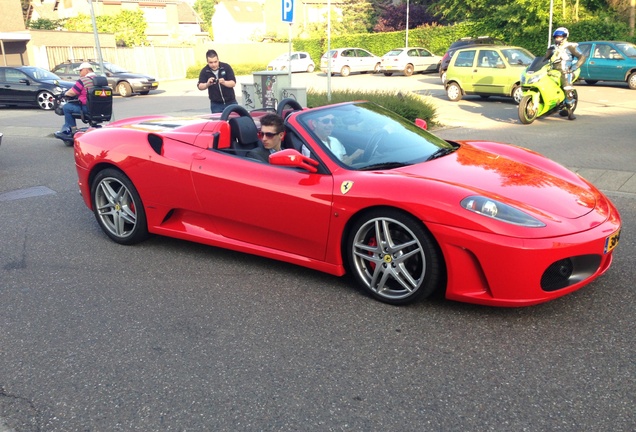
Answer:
[{"left": 454, "top": 51, "right": 475, "bottom": 68}]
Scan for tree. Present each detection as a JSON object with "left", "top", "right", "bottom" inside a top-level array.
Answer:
[
  {"left": 340, "top": 0, "right": 376, "bottom": 34},
  {"left": 64, "top": 10, "right": 148, "bottom": 47},
  {"left": 374, "top": 3, "right": 436, "bottom": 32},
  {"left": 194, "top": 0, "right": 217, "bottom": 36}
]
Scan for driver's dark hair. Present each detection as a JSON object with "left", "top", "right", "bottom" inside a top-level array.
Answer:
[
  {"left": 259, "top": 113, "right": 284, "bottom": 133},
  {"left": 205, "top": 49, "right": 219, "bottom": 59}
]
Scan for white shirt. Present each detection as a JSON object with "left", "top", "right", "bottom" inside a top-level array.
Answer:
[{"left": 323, "top": 136, "right": 346, "bottom": 161}]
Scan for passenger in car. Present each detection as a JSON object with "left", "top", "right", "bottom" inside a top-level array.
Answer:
[
  {"left": 308, "top": 113, "right": 363, "bottom": 165},
  {"left": 246, "top": 113, "right": 285, "bottom": 163}
]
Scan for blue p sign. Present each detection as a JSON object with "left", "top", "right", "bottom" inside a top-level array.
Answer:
[{"left": 282, "top": 0, "right": 294, "bottom": 22}]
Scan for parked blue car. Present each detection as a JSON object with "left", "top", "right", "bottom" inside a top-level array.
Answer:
[{"left": 577, "top": 41, "right": 636, "bottom": 89}]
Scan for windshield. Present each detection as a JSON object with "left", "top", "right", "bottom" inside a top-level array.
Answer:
[
  {"left": 502, "top": 48, "right": 535, "bottom": 66},
  {"left": 23, "top": 67, "right": 61, "bottom": 81},
  {"left": 616, "top": 42, "right": 636, "bottom": 57},
  {"left": 296, "top": 102, "right": 455, "bottom": 170},
  {"left": 103, "top": 62, "right": 129, "bottom": 73}
]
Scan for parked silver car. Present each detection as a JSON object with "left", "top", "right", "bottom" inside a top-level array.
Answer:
[
  {"left": 380, "top": 47, "right": 441, "bottom": 76},
  {"left": 320, "top": 48, "right": 381, "bottom": 77},
  {"left": 267, "top": 52, "right": 315, "bottom": 73}
]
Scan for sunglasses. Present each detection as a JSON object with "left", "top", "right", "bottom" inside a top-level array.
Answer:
[
  {"left": 319, "top": 118, "right": 335, "bottom": 124},
  {"left": 258, "top": 131, "right": 280, "bottom": 139}
]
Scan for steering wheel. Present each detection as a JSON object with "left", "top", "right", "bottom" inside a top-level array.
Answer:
[
  {"left": 277, "top": 98, "right": 303, "bottom": 119},
  {"left": 361, "top": 130, "right": 387, "bottom": 162},
  {"left": 220, "top": 104, "right": 251, "bottom": 121}
]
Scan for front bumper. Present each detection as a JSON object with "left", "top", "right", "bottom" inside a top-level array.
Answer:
[{"left": 428, "top": 213, "right": 621, "bottom": 307}]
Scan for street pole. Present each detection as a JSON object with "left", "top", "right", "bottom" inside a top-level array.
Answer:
[
  {"left": 405, "top": 0, "right": 409, "bottom": 48},
  {"left": 88, "top": 0, "right": 105, "bottom": 75},
  {"left": 327, "top": 0, "right": 331, "bottom": 102}
]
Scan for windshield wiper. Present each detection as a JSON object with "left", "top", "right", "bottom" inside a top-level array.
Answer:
[
  {"left": 426, "top": 147, "right": 457, "bottom": 161},
  {"left": 359, "top": 162, "right": 409, "bottom": 171}
]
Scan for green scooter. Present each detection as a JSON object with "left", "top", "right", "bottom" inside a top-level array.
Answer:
[{"left": 518, "top": 56, "right": 580, "bottom": 124}]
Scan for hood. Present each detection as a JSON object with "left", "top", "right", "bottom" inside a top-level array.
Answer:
[{"left": 398, "top": 141, "right": 596, "bottom": 220}]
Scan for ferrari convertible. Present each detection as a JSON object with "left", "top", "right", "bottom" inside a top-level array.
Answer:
[{"left": 73, "top": 100, "right": 621, "bottom": 307}]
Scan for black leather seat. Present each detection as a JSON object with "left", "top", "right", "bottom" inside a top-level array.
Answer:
[
  {"left": 71, "top": 75, "right": 113, "bottom": 127},
  {"left": 228, "top": 115, "right": 260, "bottom": 155}
]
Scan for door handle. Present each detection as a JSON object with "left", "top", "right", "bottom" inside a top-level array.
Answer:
[{"left": 193, "top": 153, "right": 206, "bottom": 160}]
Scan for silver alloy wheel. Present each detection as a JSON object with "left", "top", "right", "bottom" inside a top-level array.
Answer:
[
  {"left": 350, "top": 216, "right": 428, "bottom": 303},
  {"left": 117, "top": 81, "right": 133, "bottom": 97},
  {"left": 37, "top": 91, "right": 55, "bottom": 110},
  {"left": 95, "top": 176, "right": 138, "bottom": 240},
  {"left": 446, "top": 82, "right": 462, "bottom": 102},
  {"left": 341, "top": 66, "right": 351, "bottom": 77}
]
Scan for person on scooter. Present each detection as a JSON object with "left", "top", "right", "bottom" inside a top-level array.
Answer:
[
  {"left": 54, "top": 62, "right": 97, "bottom": 140},
  {"left": 544, "top": 27, "right": 586, "bottom": 119}
]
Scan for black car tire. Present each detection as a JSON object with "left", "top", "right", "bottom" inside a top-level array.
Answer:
[
  {"left": 117, "top": 82, "right": 133, "bottom": 97},
  {"left": 346, "top": 209, "right": 444, "bottom": 305},
  {"left": 404, "top": 64, "right": 414, "bottom": 77},
  {"left": 585, "top": 80, "right": 598, "bottom": 85},
  {"left": 91, "top": 168, "right": 149, "bottom": 245},
  {"left": 340, "top": 66, "right": 351, "bottom": 77},
  {"left": 383, "top": 72, "right": 393, "bottom": 76},
  {"left": 140, "top": 91, "right": 150, "bottom": 95},
  {"left": 628, "top": 72, "right": 636, "bottom": 90}
]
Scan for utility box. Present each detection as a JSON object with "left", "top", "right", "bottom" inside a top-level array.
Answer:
[
  {"left": 252, "top": 71, "right": 291, "bottom": 110},
  {"left": 280, "top": 87, "right": 307, "bottom": 107}
]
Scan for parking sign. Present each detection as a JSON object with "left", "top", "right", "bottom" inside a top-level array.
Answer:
[{"left": 282, "top": 0, "right": 294, "bottom": 23}]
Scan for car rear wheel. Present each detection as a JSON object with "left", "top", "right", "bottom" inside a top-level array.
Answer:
[
  {"left": 446, "top": 82, "right": 463, "bottom": 102},
  {"left": 307, "top": 64, "right": 315, "bottom": 73},
  {"left": 340, "top": 66, "right": 351, "bottom": 77},
  {"left": 117, "top": 82, "right": 133, "bottom": 97},
  {"left": 404, "top": 64, "right": 414, "bottom": 76},
  {"left": 628, "top": 72, "right": 636, "bottom": 90},
  {"left": 91, "top": 168, "right": 148, "bottom": 245},
  {"left": 347, "top": 209, "right": 444, "bottom": 305},
  {"left": 37, "top": 91, "right": 55, "bottom": 110},
  {"left": 383, "top": 72, "right": 393, "bottom": 76},
  {"left": 512, "top": 85, "right": 524, "bottom": 104}
]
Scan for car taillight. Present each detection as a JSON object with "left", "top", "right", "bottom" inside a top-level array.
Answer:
[{"left": 332, "top": 51, "right": 338, "bottom": 58}]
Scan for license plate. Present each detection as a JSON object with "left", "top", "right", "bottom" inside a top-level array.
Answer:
[
  {"left": 604, "top": 229, "right": 620, "bottom": 254},
  {"left": 152, "top": 82, "right": 158, "bottom": 87},
  {"left": 384, "top": 65, "right": 393, "bottom": 70},
  {"left": 267, "top": 66, "right": 273, "bottom": 71}
]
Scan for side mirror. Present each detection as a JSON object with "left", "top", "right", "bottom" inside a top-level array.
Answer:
[
  {"left": 269, "top": 149, "right": 319, "bottom": 173},
  {"left": 415, "top": 118, "right": 427, "bottom": 130}
]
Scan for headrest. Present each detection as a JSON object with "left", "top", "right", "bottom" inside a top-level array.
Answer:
[
  {"left": 229, "top": 116, "right": 259, "bottom": 143},
  {"left": 92, "top": 75, "right": 109, "bottom": 87}
]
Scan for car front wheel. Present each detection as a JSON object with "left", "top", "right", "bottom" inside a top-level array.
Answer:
[
  {"left": 340, "top": 66, "right": 351, "bottom": 77},
  {"left": 307, "top": 64, "right": 315, "bottom": 73},
  {"left": 347, "top": 209, "right": 444, "bottom": 305},
  {"left": 91, "top": 168, "right": 148, "bottom": 245},
  {"left": 117, "top": 81, "right": 133, "bottom": 97},
  {"left": 37, "top": 91, "right": 55, "bottom": 110},
  {"left": 446, "top": 82, "right": 463, "bottom": 102},
  {"left": 512, "top": 85, "right": 524, "bottom": 104}
]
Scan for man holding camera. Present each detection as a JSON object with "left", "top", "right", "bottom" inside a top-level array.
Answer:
[{"left": 197, "top": 49, "right": 238, "bottom": 113}]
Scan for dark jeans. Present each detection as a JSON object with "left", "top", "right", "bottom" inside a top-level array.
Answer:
[
  {"left": 62, "top": 101, "right": 88, "bottom": 132},
  {"left": 210, "top": 100, "right": 238, "bottom": 114}
]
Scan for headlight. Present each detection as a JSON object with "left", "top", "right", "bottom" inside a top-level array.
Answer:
[
  {"left": 54, "top": 86, "right": 64, "bottom": 93},
  {"left": 461, "top": 196, "right": 545, "bottom": 227},
  {"left": 525, "top": 73, "right": 544, "bottom": 85}
]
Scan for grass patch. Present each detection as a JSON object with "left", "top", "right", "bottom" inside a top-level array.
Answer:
[{"left": 307, "top": 89, "right": 438, "bottom": 126}]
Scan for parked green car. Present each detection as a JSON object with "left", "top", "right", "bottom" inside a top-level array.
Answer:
[
  {"left": 445, "top": 45, "right": 535, "bottom": 103},
  {"left": 577, "top": 41, "right": 636, "bottom": 89}
]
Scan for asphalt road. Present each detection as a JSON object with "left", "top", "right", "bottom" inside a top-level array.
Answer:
[{"left": 0, "top": 74, "right": 634, "bottom": 431}]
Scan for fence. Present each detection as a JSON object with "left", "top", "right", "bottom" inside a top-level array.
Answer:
[{"left": 45, "top": 45, "right": 197, "bottom": 81}]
